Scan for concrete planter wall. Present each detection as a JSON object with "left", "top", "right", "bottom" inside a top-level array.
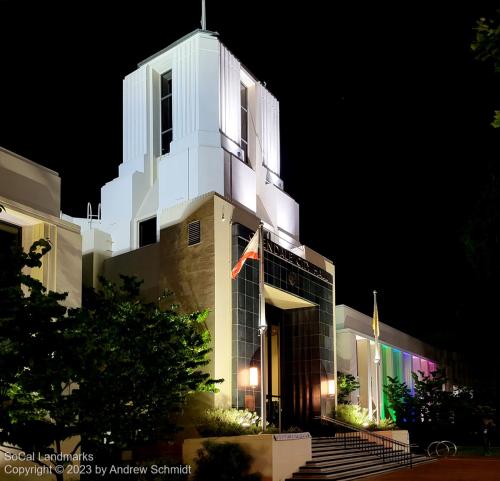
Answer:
[{"left": 183, "top": 433, "right": 312, "bottom": 481}]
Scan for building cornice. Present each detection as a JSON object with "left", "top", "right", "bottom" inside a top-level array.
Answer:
[{"left": 0, "top": 196, "right": 80, "bottom": 234}]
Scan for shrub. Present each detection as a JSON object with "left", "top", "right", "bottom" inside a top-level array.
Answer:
[
  {"left": 337, "top": 372, "right": 360, "bottom": 404},
  {"left": 195, "top": 408, "right": 262, "bottom": 437},
  {"left": 263, "top": 425, "right": 279, "bottom": 434},
  {"left": 283, "top": 425, "right": 303, "bottom": 433},
  {"left": 334, "top": 404, "right": 371, "bottom": 428},
  {"left": 367, "top": 418, "right": 397, "bottom": 431},
  {"left": 193, "top": 441, "right": 262, "bottom": 481},
  {"left": 334, "top": 404, "right": 398, "bottom": 431}
]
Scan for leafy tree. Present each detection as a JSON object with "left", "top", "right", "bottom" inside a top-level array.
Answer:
[
  {"left": 74, "top": 276, "right": 221, "bottom": 455},
  {"left": 337, "top": 371, "right": 360, "bottom": 404},
  {"left": 384, "top": 370, "right": 490, "bottom": 444},
  {"left": 0, "top": 242, "right": 220, "bottom": 479},
  {"left": 471, "top": 9, "right": 500, "bottom": 127},
  {"left": 412, "top": 369, "right": 451, "bottom": 425},
  {"left": 0, "top": 239, "right": 80, "bottom": 481},
  {"left": 384, "top": 376, "right": 413, "bottom": 424}
]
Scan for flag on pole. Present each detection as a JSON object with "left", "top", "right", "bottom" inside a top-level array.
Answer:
[
  {"left": 372, "top": 293, "right": 380, "bottom": 338},
  {"left": 231, "top": 229, "right": 259, "bottom": 279},
  {"left": 373, "top": 290, "right": 381, "bottom": 363}
]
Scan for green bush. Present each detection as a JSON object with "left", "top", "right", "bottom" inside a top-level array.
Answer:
[
  {"left": 367, "top": 418, "right": 397, "bottom": 431},
  {"left": 337, "top": 371, "right": 360, "bottom": 404},
  {"left": 195, "top": 408, "right": 262, "bottom": 437},
  {"left": 262, "top": 425, "right": 279, "bottom": 434},
  {"left": 334, "top": 404, "right": 398, "bottom": 431},
  {"left": 283, "top": 425, "right": 303, "bottom": 433},
  {"left": 334, "top": 404, "right": 371, "bottom": 428},
  {"left": 193, "top": 441, "right": 262, "bottom": 481}
]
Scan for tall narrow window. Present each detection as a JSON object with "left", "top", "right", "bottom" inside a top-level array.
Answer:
[
  {"left": 240, "top": 83, "right": 248, "bottom": 162},
  {"left": 161, "top": 71, "right": 173, "bottom": 155},
  {"left": 139, "top": 217, "right": 157, "bottom": 247}
]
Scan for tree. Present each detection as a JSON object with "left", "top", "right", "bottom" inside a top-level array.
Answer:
[
  {"left": 0, "top": 242, "right": 220, "bottom": 480},
  {"left": 0, "top": 239, "right": 80, "bottom": 481},
  {"left": 337, "top": 372, "right": 360, "bottom": 404},
  {"left": 412, "top": 370, "right": 450, "bottom": 425},
  {"left": 74, "top": 276, "right": 220, "bottom": 454},
  {"left": 384, "top": 376, "right": 413, "bottom": 424},
  {"left": 471, "top": 9, "right": 500, "bottom": 127}
]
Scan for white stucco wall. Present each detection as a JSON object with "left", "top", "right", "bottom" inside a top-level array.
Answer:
[
  {"left": 80, "top": 29, "right": 301, "bottom": 257},
  {"left": 0, "top": 148, "right": 82, "bottom": 307}
]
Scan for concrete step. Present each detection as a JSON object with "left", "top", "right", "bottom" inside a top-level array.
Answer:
[
  {"left": 289, "top": 460, "right": 413, "bottom": 480},
  {"left": 308, "top": 453, "right": 382, "bottom": 465},
  {"left": 286, "top": 435, "right": 437, "bottom": 481},
  {"left": 300, "top": 457, "right": 400, "bottom": 474}
]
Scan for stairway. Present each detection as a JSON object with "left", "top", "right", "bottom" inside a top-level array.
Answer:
[{"left": 287, "top": 435, "right": 436, "bottom": 480}]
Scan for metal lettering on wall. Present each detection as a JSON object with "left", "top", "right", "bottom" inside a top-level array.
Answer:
[{"left": 263, "top": 238, "right": 333, "bottom": 284}]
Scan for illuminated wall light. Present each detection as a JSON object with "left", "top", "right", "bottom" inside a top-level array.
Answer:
[
  {"left": 249, "top": 367, "right": 259, "bottom": 388},
  {"left": 328, "top": 379, "right": 336, "bottom": 396}
]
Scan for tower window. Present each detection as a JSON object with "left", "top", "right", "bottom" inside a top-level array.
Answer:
[
  {"left": 240, "top": 83, "right": 248, "bottom": 162},
  {"left": 188, "top": 220, "right": 201, "bottom": 246},
  {"left": 161, "top": 71, "right": 173, "bottom": 155},
  {"left": 139, "top": 217, "right": 157, "bottom": 247}
]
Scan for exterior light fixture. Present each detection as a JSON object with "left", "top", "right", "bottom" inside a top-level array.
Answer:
[
  {"left": 328, "top": 379, "right": 336, "bottom": 396},
  {"left": 249, "top": 367, "right": 259, "bottom": 388}
]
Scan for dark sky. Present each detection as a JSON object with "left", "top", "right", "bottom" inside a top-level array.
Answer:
[{"left": 1, "top": 2, "right": 499, "bottom": 357}]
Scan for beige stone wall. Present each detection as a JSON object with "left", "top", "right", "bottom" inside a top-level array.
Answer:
[
  {"left": 0, "top": 147, "right": 60, "bottom": 217},
  {"left": 103, "top": 243, "right": 160, "bottom": 301},
  {"left": 56, "top": 226, "right": 82, "bottom": 308},
  {"left": 183, "top": 434, "right": 312, "bottom": 481},
  {"left": 213, "top": 196, "right": 234, "bottom": 408},
  {"left": 159, "top": 197, "right": 217, "bottom": 415},
  {"left": 1, "top": 204, "right": 82, "bottom": 309}
]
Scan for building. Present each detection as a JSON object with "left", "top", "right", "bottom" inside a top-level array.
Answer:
[
  {"left": 0, "top": 147, "right": 82, "bottom": 481},
  {"left": 336, "top": 305, "right": 440, "bottom": 420},
  {"left": 66, "top": 30, "right": 336, "bottom": 429},
  {"left": 0, "top": 147, "right": 82, "bottom": 307}
]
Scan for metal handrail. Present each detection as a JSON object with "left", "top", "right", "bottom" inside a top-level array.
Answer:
[{"left": 319, "top": 415, "right": 413, "bottom": 469}]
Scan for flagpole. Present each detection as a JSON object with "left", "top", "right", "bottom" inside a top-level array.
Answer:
[
  {"left": 373, "top": 290, "right": 381, "bottom": 424},
  {"left": 258, "top": 222, "right": 267, "bottom": 431}
]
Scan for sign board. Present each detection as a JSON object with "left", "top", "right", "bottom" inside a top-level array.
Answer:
[{"left": 273, "top": 432, "right": 311, "bottom": 441}]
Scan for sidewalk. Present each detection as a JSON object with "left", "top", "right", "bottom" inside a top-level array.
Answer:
[{"left": 367, "top": 457, "right": 500, "bottom": 481}]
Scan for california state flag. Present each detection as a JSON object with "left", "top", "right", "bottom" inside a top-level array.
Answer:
[{"left": 231, "top": 230, "right": 259, "bottom": 279}]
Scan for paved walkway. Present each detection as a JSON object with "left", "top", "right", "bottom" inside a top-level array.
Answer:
[{"left": 367, "top": 457, "right": 500, "bottom": 481}]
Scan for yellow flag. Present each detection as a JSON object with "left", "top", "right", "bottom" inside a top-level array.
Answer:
[{"left": 372, "top": 293, "right": 380, "bottom": 339}]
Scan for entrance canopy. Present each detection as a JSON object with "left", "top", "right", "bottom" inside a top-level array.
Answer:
[{"left": 264, "top": 284, "right": 316, "bottom": 310}]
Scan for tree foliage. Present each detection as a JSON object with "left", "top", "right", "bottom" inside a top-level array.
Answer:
[
  {"left": 75, "top": 276, "right": 220, "bottom": 452},
  {"left": 0, "top": 239, "right": 80, "bottom": 479},
  {"left": 337, "top": 371, "right": 360, "bottom": 404},
  {"left": 0, "top": 241, "right": 220, "bottom": 479},
  {"left": 472, "top": 9, "right": 500, "bottom": 127},
  {"left": 384, "top": 370, "right": 491, "bottom": 442},
  {"left": 385, "top": 370, "right": 452, "bottom": 426}
]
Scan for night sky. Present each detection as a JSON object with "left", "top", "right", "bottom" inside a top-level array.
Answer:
[{"left": 1, "top": 2, "right": 499, "bottom": 374}]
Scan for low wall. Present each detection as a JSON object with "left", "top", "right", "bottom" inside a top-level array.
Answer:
[{"left": 183, "top": 433, "right": 311, "bottom": 481}]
